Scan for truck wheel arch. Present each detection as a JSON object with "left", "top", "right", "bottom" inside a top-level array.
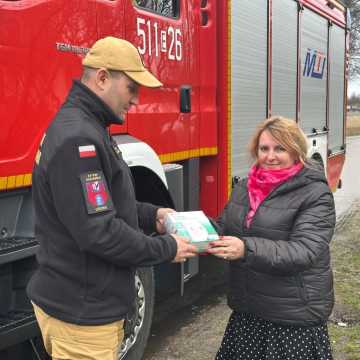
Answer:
[
  {"left": 130, "top": 166, "right": 174, "bottom": 209},
  {"left": 310, "top": 152, "right": 325, "bottom": 168}
]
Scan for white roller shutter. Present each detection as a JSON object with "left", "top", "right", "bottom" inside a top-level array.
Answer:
[
  {"left": 300, "top": 8, "right": 328, "bottom": 134},
  {"left": 231, "top": 0, "right": 268, "bottom": 178},
  {"left": 272, "top": 0, "right": 298, "bottom": 120},
  {"left": 328, "top": 24, "right": 345, "bottom": 153}
]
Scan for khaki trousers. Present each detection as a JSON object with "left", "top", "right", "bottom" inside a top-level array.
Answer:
[{"left": 32, "top": 303, "right": 124, "bottom": 360}]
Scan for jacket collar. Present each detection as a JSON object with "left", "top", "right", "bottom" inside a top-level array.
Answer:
[{"left": 67, "top": 80, "right": 123, "bottom": 128}]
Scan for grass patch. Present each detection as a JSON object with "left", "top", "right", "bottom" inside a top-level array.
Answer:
[
  {"left": 346, "top": 114, "right": 360, "bottom": 136},
  {"left": 329, "top": 205, "right": 360, "bottom": 358},
  {"left": 329, "top": 323, "right": 360, "bottom": 360}
]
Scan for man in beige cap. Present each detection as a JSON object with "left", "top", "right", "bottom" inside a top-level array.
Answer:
[{"left": 27, "top": 37, "right": 197, "bottom": 360}]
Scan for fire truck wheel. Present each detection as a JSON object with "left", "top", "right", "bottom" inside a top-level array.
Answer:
[{"left": 119, "top": 267, "right": 155, "bottom": 360}]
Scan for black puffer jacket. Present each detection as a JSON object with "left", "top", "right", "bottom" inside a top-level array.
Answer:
[{"left": 218, "top": 165, "right": 336, "bottom": 326}]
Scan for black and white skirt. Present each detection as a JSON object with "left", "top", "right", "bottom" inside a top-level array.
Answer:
[{"left": 215, "top": 312, "right": 333, "bottom": 360}]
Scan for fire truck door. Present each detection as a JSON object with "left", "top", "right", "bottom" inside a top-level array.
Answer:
[
  {"left": 124, "top": 1, "right": 201, "bottom": 292},
  {"left": 123, "top": 1, "right": 192, "bottom": 160}
]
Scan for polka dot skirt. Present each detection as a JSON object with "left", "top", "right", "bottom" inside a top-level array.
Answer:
[{"left": 215, "top": 312, "right": 333, "bottom": 360}]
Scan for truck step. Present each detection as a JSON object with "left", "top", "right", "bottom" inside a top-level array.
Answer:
[
  {"left": 0, "top": 238, "right": 38, "bottom": 265},
  {"left": 0, "top": 310, "right": 35, "bottom": 333},
  {"left": 0, "top": 310, "right": 38, "bottom": 351}
]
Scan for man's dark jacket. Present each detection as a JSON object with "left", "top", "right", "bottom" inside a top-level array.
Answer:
[
  {"left": 218, "top": 166, "right": 336, "bottom": 326},
  {"left": 27, "top": 81, "right": 177, "bottom": 325}
]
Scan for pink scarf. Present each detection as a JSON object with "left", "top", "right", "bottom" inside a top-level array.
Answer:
[{"left": 245, "top": 162, "right": 303, "bottom": 227}]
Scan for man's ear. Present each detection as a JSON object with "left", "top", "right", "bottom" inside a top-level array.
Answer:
[{"left": 95, "top": 68, "right": 110, "bottom": 91}]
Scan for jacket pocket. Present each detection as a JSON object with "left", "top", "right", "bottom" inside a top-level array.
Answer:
[
  {"left": 246, "top": 269, "right": 298, "bottom": 299},
  {"left": 296, "top": 274, "right": 309, "bottom": 304}
]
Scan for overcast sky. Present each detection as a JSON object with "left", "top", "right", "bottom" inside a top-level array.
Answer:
[{"left": 348, "top": 78, "right": 360, "bottom": 95}]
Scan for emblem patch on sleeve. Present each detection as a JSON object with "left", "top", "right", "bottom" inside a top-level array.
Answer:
[{"left": 80, "top": 171, "right": 113, "bottom": 214}]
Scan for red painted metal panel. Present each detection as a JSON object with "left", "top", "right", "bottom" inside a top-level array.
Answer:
[
  {"left": 199, "top": 0, "right": 219, "bottom": 217},
  {"left": 200, "top": 157, "right": 219, "bottom": 218},
  {"left": 327, "top": 153, "right": 345, "bottom": 191},
  {"left": 198, "top": 0, "right": 218, "bottom": 152},
  {"left": 186, "top": 0, "right": 201, "bottom": 155},
  {"left": 215, "top": 0, "right": 230, "bottom": 213},
  {"left": 0, "top": 0, "right": 98, "bottom": 177}
]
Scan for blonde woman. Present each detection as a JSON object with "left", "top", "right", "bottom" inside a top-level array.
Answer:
[{"left": 208, "top": 117, "right": 335, "bottom": 360}]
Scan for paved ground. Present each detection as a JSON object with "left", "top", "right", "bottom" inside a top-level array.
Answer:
[{"left": 144, "top": 285, "right": 229, "bottom": 359}]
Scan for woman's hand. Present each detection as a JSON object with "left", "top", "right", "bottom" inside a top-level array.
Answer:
[{"left": 207, "top": 236, "right": 245, "bottom": 261}]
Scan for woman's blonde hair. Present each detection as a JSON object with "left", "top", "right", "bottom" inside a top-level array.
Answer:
[{"left": 249, "top": 116, "right": 308, "bottom": 165}]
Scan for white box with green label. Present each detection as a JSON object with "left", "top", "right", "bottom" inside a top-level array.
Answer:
[{"left": 164, "top": 211, "right": 219, "bottom": 252}]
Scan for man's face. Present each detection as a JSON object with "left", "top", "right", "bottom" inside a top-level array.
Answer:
[{"left": 103, "top": 71, "right": 139, "bottom": 119}]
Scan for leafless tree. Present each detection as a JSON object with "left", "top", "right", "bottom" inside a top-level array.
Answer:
[
  {"left": 348, "top": 92, "right": 360, "bottom": 107},
  {"left": 344, "top": 0, "right": 360, "bottom": 79}
]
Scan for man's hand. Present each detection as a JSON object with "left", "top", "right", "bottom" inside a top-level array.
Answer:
[
  {"left": 171, "top": 234, "right": 198, "bottom": 262},
  {"left": 156, "top": 208, "right": 175, "bottom": 234}
]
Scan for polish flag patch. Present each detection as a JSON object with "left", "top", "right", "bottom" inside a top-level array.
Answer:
[{"left": 79, "top": 145, "right": 96, "bottom": 158}]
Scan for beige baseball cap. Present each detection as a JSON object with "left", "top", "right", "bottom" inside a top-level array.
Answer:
[{"left": 83, "top": 36, "right": 162, "bottom": 88}]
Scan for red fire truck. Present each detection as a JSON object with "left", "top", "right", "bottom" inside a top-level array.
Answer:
[{"left": 0, "top": 0, "right": 348, "bottom": 358}]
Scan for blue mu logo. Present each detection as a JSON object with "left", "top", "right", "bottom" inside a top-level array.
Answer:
[{"left": 303, "top": 48, "right": 326, "bottom": 79}]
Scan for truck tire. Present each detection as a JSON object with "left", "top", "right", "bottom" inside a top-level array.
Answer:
[
  {"left": 30, "top": 268, "right": 155, "bottom": 360},
  {"left": 119, "top": 267, "right": 155, "bottom": 360},
  {"left": 30, "top": 337, "right": 51, "bottom": 360}
]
